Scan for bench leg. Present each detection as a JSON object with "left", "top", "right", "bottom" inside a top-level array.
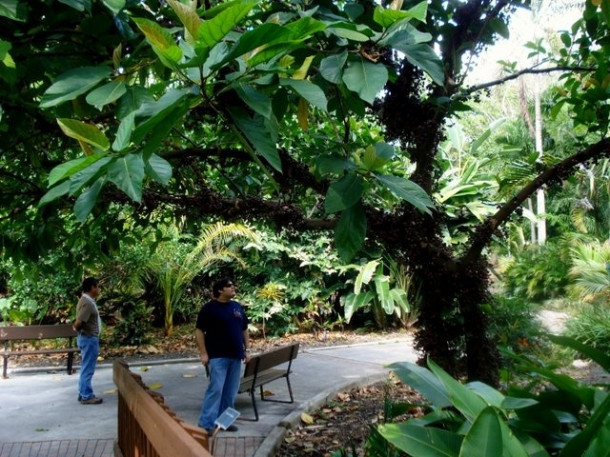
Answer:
[
  {"left": 67, "top": 351, "right": 74, "bottom": 375},
  {"left": 2, "top": 355, "right": 8, "bottom": 379},
  {"left": 238, "top": 389, "right": 260, "bottom": 422},
  {"left": 260, "top": 375, "right": 295, "bottom": 404}
]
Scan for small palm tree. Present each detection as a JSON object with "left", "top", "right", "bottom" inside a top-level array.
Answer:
[
  {"left": 147, "top": 221, "right": 258, "bottom": 336},
  {"left": 569, "top": 241, "right": 610, "bottom": 304}
]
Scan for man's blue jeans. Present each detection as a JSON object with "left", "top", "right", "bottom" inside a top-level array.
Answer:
[
  {"left": 77, "top": 334, "right": 99, "bottom": 400},
  {"left": 198, "top": 357, "right": 242, "bottom": 430}
]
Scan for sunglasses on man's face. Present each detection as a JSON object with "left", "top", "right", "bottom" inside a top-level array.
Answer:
[{"left": 225, "top": 283, "right": 235, "bottom": 288}]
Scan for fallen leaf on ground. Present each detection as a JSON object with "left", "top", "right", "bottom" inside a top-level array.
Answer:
[
  {"left": 183, "top": 373, "right": 197, "bottom": 378},
  {"left": 103, "top": 388, "right": 118, "bottom": 394},
  {"left": 148, "top": 382, "right": 163, "bottom": 390},
  {"left": 301, "top": 412, "right": 314, "bottom": 425}
]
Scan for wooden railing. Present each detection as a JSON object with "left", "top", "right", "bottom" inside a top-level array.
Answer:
[{"left": 113, "top": 360, "right": 211, "bottom": 457}]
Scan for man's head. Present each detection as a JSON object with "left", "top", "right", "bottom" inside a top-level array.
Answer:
[
  {"left": 82, "top": 277, "right": 100, "bottom": 297},
  {"left": 211, "top": 277, "right": 236, "bottom": 300}
]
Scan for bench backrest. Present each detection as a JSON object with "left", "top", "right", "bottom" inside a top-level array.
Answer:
[
  {"left": 244, "top": 342, "right": 299, "bottom": 377},
  {"left": 113, "top": 360, "right": 211, "bottom": 457},
  {"left": 0, "top": 324, "right": 76, "bottom": 341}
]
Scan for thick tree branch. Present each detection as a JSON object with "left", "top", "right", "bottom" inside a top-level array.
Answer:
[
  {"left": 464, "top": 137, "right": 610, "bottom": 261},
  {"left": 465, "top": 65, "right": 594, "bottom": 94}
]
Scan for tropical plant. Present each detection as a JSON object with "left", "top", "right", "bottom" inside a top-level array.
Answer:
[
  {"left": 146, "top": 221, "right": 258, "bottom": 336},
  {"left": 377, "top": 335, "right": 610, "bottom": 457},
  {"left": 5, "top": 0, "right": 610, "bottom": 384},
  {"left": 502, "top": 242, "right": 571, "bottom": 302},
  {"left": 568, "top": 241, "right": 610, "bottom": 304},
  {"left": 252, "top": 281, "right": 286, "bottom": 339},
  {"left": 342, "top": 259, "right": 410, "bottom": 329},
  {"left": 565, "top": 304, "right": 610, "bottom": 355}
]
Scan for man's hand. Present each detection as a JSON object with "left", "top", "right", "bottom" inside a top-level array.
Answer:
[{"left": 200, "top": 353, "right": 209, "bottom": 366}]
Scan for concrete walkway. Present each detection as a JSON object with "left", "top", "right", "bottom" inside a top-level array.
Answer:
[{"left": 0, "top": 336, "right": 418, "bottom": 457}]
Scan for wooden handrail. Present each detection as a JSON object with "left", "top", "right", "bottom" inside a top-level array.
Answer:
[{"left": 113, "top": 360, "right": 211, "bottom": 457}]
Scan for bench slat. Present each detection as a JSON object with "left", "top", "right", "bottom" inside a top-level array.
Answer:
[
  {"left": 4, "top": 347, "right": 80, "bottom": 356},
  {"left": 2, "top": 324, "right": 79, "bottom": 378},
  {"left": 0, "top": 324, "right": 77, "bottom": 340}
]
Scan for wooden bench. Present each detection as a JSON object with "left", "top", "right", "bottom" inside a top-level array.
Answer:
[
  {"left": 1, "top": 324, "right": 80, "bottom": 379},
  {"left": 113, "top": 360, "right": 211, "bottom": 457},
  {"left": 238, "top": 342, "right": 299, "bottom": 421}
]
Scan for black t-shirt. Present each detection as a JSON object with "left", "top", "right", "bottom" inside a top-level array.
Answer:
[{"left": 195, "top": 299, "right": 248, "bottom": 359}]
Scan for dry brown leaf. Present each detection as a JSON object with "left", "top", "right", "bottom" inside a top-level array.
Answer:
[
  {"left": 300, "top": 412, "right": 314, "bottom": 425},
  {"left": 262, "top": 389, "right": 275, "bottom": 397}
]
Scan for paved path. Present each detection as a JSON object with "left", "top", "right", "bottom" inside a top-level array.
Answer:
[{"left": 0, "top": 336, "right": 418, "bottom": 457}]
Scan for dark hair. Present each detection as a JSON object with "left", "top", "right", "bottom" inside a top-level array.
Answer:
[
  {"left": 82, "top": 277, "right": 99, "bottom": 293},
  {"left": 211, "top": 277, "right": 233, "bottom": 298}
]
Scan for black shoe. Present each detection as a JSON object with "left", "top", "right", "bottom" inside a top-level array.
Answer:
[
  {"left": 80, "top": 396, "right": 103, "bottom": 405},
  {"left": 226, "top": 425, "right": 238, "bottom": 432},
  {"left": 77, "top": 395, "right": 82, "bottom": 402}
]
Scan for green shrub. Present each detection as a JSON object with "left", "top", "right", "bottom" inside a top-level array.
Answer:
[
  {"left": 111, "top": 299, "right": 154, "bottom": 346},
  {"left": 565, "top": 304, "right": 610, "bottom": 354},
  {"left": 374, "top": 336, "right": 610, "bottom": 457},
  {"left": 502, "top": 243, "right": 570, "bottom": 302},
  {"left": 485, "top": 295, "right": 546, "bottom": 356}
]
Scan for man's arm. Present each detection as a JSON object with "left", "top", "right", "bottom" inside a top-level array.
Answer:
[
  {"left": 243, "top": 329, "right": 250, "bottom": 363},
  {"left": 196, "top": 328, "right": 209, "bottom": 365}
]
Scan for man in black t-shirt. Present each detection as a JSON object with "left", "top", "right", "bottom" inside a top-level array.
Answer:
[{"left": 196, "top": 277, "right": 250, "bottom": 432}]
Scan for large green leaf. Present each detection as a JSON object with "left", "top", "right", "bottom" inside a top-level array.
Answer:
[
  {"left": 283, "top": 16, "right": 327, "bottom": 41},
  {"left": 373, "top": 2, "right": 428, "bottom": 28},
  {"left": 548, "top": 334, "right": 610, "bottom": 372},
  {"left": 198, "top": 1, "right": 256, "bottom": 49},
  {"left": 57, "top": 119, "right": 110, "bottom": 151},
  {"left": 374, "top": 274, "right": 392, "bottom": 314},
  {"left": 229, "top": 108, "right": 281, "bottom": 172},
  {"left": 107, "top": 154, "right": 145, "bottom": 202},
  {"left": 343, "top": 290, "right": 375, "bottom": 322},
  {"left": 48, "top": 153, "right": 107, "bottom": 186},
  {"left": 235, "top": 83, "right": 272, "bottom": 119},
  {"left": 102, "top": 0, "right": 125, "bottom": 15},
  {"left": 112, "top": 112, "right": 135, "bottom": 152},
  {"left": 74, "top": 178, "right": 104, "bottom": 222},
  {"left": 378, "top": 423, "right": 462, "bottom": 457},
  {"left": 320, "top": 51, "right": 348, "bottom": 84},
  {"left": 0, "top": 0, "right": 21, "bottom": 20},
  {"left": 58, "top": 0, "right": 91, "bottom": 12},
  {"left": 460, "top": 407, "right": 529, "bottom": 457},
  {"left": 85, "top": 81, "right": 126, "bottom": 110},
  {"left": 354, "top": 260, "right": 379, "bottom": 294},
  {"left": 391, "top": 42, "right": 444, "bottom": 86},
  {"left": 466, "top": 382, "right": 505, "bottom": 408},
  {"left": 168, "top": 0, "right": 200, "bottom": 44},
  {"left": 387, "top": 361, "right": 452, "bottom": 408},
  {"left": 583, "top": 423, "right": 610, "bottom": 457},
  {"left": 428, "top": 359, "right": 488, "bottom": 423},
  {"left": 325, "top": 173, "right": 363, "bottom": 213},
  {"left": 280, "top": 78, "right": 327, "bottom": 111},
  {"left": 132, "top": 88, "right": 191, "bottom": 143},
  {"left": 133, "top": 17, "right": 182, "bottom": 67},
  {"left": 146, "top": 154, "right": 172, "bottom": 185},
  {"left": 342, "top": 58, "right": 388, "bottom": 104},
  {"left": 69, "top": 157, "right": 112, "bottom": 194},
  {"left": 336, "top": 202, "right": 366, "bottom": 262},
  {"left": 375, "top": 174, "right": 434, "bottom": 214},
  {"left": 560, "top": 393, "right": 610, "bottom": 456},
  {"left": 40, "top": 66, "right": 111, "bottom": 108},
  {"left": 39, "top": 180, "right": 71, "bottom": 206},
  {"left": 316, "top": 155, "right": 357, "bottom": 175},
  {"left": 223, "top": 23, "right": 293, "bottom": 64}
]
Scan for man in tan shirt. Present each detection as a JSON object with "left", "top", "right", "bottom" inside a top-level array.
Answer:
[{"left": 73, "top": 277, "right": 103, "bottom": 405}]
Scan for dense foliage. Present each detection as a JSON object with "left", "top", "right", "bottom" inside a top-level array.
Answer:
[{"left": 3, "top": 0, "right": 610, "bottom": 383}]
